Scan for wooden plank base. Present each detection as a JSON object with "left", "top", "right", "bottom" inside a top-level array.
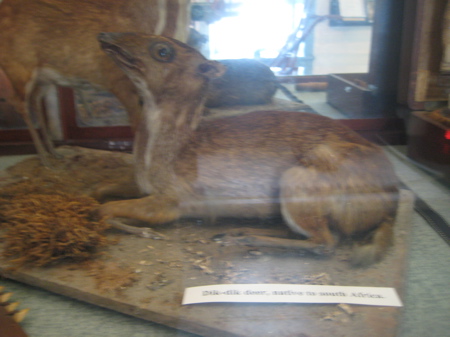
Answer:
[{"left": 0, "top": 147, "right": 413, "bottom": 337}]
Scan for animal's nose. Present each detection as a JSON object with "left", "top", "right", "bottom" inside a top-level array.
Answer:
[
  {"left": 97, "top": 32, "right": 131, "bottom": 43},
  {"left": 97, "top": 32, "right": 113, "bottom": 43},
  {"left": 97, "top": 32, "right": 107, "bottom": 38}
]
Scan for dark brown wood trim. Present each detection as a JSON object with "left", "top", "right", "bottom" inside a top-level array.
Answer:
[{"left": 0, "top": 129, "right": 32, "bottom": 142}]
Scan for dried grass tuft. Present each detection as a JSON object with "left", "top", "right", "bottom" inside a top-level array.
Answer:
[{"left": 0, "top": 182, "right": 110, "bottom": 267}]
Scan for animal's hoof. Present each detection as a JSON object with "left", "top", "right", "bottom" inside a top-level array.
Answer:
[
  {"left": 138, "top": 227, "right": 166, "bottom": 240},
  {"left": 51, "top": 151, "right": 64, "bottom": 159},
  {"left": 232, "top": 236, "right": 258, "bottom": 246},
  {"left": 106, "top": 218, "right": 166, "bottom": 240},
  {"left": 97, "top": 203, "right": 112, "bottom": 218},
  {"left": 311, "top": 245, "right": 334, "bottom": 256},
  {"left": 91, "top": 185, "right": 111, "bottom": 202},
  {"left": 211, "top": 233, "right": 248, "bottom": 246}
]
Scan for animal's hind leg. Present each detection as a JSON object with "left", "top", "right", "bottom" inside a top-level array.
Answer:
[
  {"left": 279, "top": 162, "right": 396, "bottom": 266},
  {"left": 27, "top": 81, "right": 61, "bottom": 160},
  {"left": 1, "top": 66, "right": 51, "bottom": 165},
  {"left": 233, "top": 166, "right": 338, "bottom": 255},
  {"left": 231, "top": 166, "right": 337, "bottom": 255},
  {"left": 19, "top": 97, "right": 52, "bottom": 167},
  {"left": 279, "top": 166, "right": 338, "bottom": 254}
]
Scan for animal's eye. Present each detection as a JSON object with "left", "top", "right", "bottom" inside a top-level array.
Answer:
[{"left": 150, "top": 42, "right": 175, "bottom": 62}]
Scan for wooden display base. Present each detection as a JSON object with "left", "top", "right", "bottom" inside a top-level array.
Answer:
[{"left": 0, "top": 147, "right": 414, "bottom": 337}]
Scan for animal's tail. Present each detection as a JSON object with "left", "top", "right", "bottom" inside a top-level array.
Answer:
[{"left": 351, "top": 218, "right": 394, "bottom": 267}]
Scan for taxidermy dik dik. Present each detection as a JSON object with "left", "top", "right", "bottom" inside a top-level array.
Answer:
[
  {"left": 0, "top": 0, "right": 189, "bottom": 166},
  {"left": 97, "top": 32, "right": 399, "bottom": 267}
]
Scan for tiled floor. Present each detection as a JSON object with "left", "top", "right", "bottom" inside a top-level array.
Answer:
[{"left": 0, "top": 147, "right": 449, "bottom": 336}]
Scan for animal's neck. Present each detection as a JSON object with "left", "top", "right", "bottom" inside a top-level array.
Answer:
[{"left": 133, "top": 89, "right": 205, "bottom": 194}]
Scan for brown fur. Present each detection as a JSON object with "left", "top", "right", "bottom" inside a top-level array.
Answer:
[
  {"left": 97, "top": 33, "right": 399, "bottom": 267},
  {"left": 0, "top": 0, "right": 190, "bottom": 165}
]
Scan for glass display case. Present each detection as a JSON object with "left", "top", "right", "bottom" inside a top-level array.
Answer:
[{"left": 0, "top": 1, "right": 449, "bottom": 337}]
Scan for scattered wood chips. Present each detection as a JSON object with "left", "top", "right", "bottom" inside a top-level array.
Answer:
[{"left": 84, "top": 260, "right": 140, "bottom": 294}]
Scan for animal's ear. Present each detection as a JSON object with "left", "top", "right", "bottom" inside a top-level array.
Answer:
[{"left": 197, "top": 61, "right": 226, "bottom": 79}]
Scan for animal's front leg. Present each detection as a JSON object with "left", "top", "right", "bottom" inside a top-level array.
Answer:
[
  {"left": 93, "top": 179, "right": 143, "bottom": 202},
  {"left": 98, "top": 195, "right": 181, "bottom": 238}
]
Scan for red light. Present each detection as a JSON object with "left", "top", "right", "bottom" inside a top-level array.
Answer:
[{"left": 446, "top": 131, "right": 450, "bottom": 140}]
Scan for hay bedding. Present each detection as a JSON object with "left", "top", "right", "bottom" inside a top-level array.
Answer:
[{"left": 0, "top": 146, "right": 134, "bottom": 267}]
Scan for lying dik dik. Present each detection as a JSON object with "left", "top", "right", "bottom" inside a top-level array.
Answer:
[{"left": 96, "top": 32, "right": 399, "bottom": 267}]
